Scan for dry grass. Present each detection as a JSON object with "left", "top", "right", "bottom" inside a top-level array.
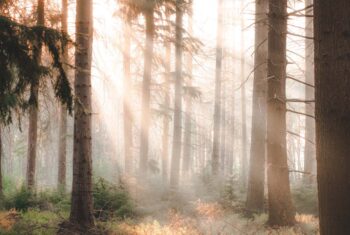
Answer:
[{"left": 0, "top": 209, "right": 21, "bottom": 231}]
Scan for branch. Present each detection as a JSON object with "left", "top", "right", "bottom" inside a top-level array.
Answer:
[
  {"left": 286, "top": 99, "right": 315, "bottom": 103},
  {"left": 287, "top": 130, "right": 315, "bottom": 145},
  {"left": 287, "top": 109, "right": 315, "bottom": 119},
  {"left": 287, "top": 76, "right": 314, "bottom": 88}
]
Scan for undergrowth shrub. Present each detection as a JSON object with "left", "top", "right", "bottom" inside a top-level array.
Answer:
[
  {"left": 93, "top": 178, "right": 135, "bottom": 221},
  {"left": 3, "top": 186, "right": 70, "bottom": 212},
  {"left": 292, "top": 185, "right": 318, "bottom": 215}
]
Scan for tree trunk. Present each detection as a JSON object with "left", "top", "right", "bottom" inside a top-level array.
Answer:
[
  {"left": 240, "top": 9, "right": 248, "bottom": 188},
  {"left": 246, "top": 0, "right": 268, "bottom": 213},
  {"left": 182, "top": 0, "right": 193, "bottom": 176},
  {"left": 170, "top": 0, "right": 183, "bottom": 189},
  {"left": 26, "top": 0, "right": 44, "bottom": 190},
  {"left": 58, "top": 0, "right": 68, "bottom": 191},
  {"left": 266, "top": 0, "right": 295, "bottom": 226},
  {"left": 123, "top": 14, "right": 133, "bottom": 174},
  {"left": 69, "top": 0, "right": 94, "bottom": 229},
  {"left": 139, "top": 8, "right": 155, "bottom": 175},
  {"left": 303, "top": 0, "right": 315, "bottom": 185},
  {"left": 211, "top": 0, "right": 223, "bottom": 176},
  {"left": 314, "top": 1, "right": 350, "bottom": 234},
  {"left": 161, "top": 14, "right": 171, "bottom": 183}
]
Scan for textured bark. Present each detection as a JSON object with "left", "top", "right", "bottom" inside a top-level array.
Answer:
[
  {"left": 57, "top": 0, "right": 68, "bottom": 190},
  {"left": 161, "top": 16, "right": 171, "bottom": 182},
  {"left": 211, "top": 0, "right": 223, "bottom": 176},
  {"left": 182, "top": 1, "right": 193, "bottom": 176},
  {"left": 303, "top": 0, "right": 315, "bottom": 185},
  {"left": 170, "top": 0, "right": 183, "bottom": 189},
  {"left": 314, "top": 1, "right": 350, "bottom": 234},
  {"left": 123, "top": 14, "right": 133, "bottom": 174},
  {"left": 246, "top": 0, "right": 268, "bottom": 213},
  {"left": 69, "top": 0, "right": 94, "bottom": 228},
  {"left": 26, "top": 0, "right": 44, "bottom": 190},
  {"left": 139, "top": 9, "right": 154, "bottom": 175},
  {"left": 266, "top": 0, "right": 295, "bottom": 226}
]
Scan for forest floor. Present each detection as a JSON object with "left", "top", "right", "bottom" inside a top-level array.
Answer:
[{"left": 0, "top": 177, "right": 319, "bottom": 235}]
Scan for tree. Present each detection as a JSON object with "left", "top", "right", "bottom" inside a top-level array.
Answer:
[
  {"left": 181, "top": 0, "right": 193, "bottom": 176},
  {"left": 123, "top": 12, "right": 133, "bottom": 174},
  {"left": 161, "top": 11, "right": 171, "bottom": 183},
  {"left": 170, "top": 0, "right": 184, "bottom": 189},
  {"left": 57, "top": 0, "right": 68, "bottom": 191},
  {"left": 246, "top": 0, "right": 268, "bottom": 213},
  {"left": 26, "top": 0, "right": 45, "bottom": 190},
  {"left": 314, "top": 0, "right": 350, "bottom": 234},
  {"left": 211, "top": 0, "right": 223, "bottom": 176},
  {"left": 303, "top": 0, "right": 315, "bottom": 184},
  {"left": 69, "top": 0, "right": 94, "bottom": 229},
  {"left": 139, "top": 2, "right": 155, "bottom": 175},
  {"left": 266, "top": 0, "right": 295, "bottom": 226},
  {"left": 240, "top": 1, "right": 248, "bottom": 188}
]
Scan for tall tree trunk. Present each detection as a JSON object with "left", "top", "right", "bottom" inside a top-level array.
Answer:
[
  {"left": 123, "top": 14, "right": 133, "bottom": 174},
  {"left": 211, "top": 0, "right": 223, "bottom": 176},
  {"left": 69, "top": 0, "right": 94, "bottom": 229},
  {"left": 303, "top": 0, "right": 315, "bottom": 184},
  {"left": 182, "top": 0, "right": 193, "bottom": 176},
  {"left": 139, "top": 8, "right": 155, "bottom": 175},
  {"left": 220, "top": 89, "right": 226, "bottom": 173},
  {"left": 266, "top": 0, "right": 295, "bottom": 226},
  {"left": 26, "top": 0, "right": 44, "bottom": 190},
  {"left": 240, "top": 9, "right": 248, "bottom": 188},
  {"left": 170, "top": 0, "right": 183, "bottom": 189},
  {"left": 314, "top": 1, "right": 350, "bottom": 234},
  {"left": 246, "top": 0, "right": 268, "bottom": 213},
  {"left": 161, "top": 13, "right": 171, "bottom": 183},
  {"left": 58, "top": 0, "right": 68, "bottom": 191}
]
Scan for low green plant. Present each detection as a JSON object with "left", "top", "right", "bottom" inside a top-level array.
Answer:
[
  {"left": 292, "top": 185, "right": 318, "bottom": 215},
  {"left": 93, "top": 178, "right": 135, "bottom": 221}
]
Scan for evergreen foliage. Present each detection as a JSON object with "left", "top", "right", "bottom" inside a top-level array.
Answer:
[{"left": 0, "top": 16, "right": 72, "bottom": 124}]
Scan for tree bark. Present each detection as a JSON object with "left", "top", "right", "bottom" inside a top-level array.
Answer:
[
  {"left": 170, "top": 0, "right": 184, "bottom": 189},
  {"left": 266, "top": 0, "right": 295, "bottom": 226},
  {"left": 26, "top": 0, "right": 44, "bottom": 190},
  {"left": 139, "top": 8, "right": 155, "bottom": 175},
  {"left": 303, "top": 0, "right": 315, "bottom": 185},
  {"left": 123, "top": 14, "right": 133, "bottom": 174},
  {"left": 240, "top": 7, "right": 248, "bottom": 188},
  {"left": 211, "top": 0, "right": 223, "bottom": 176},
  {"left": 182, "top": 0, "right": 193, "bottom": 176},
  {"left": 57, "top": 0, "right": 68, "bottom": 191},
  {"left": 69, "top": 0, "right": 94, "bottom": 229},
  {"left": 314, "top": 1, "right": 350, "bottom": 234},
  {"left": 246, "top": 0, "right": 268, "bottom": 213},
  {"left": 161, "top": 13, "right": 171, "bottom": 183}
]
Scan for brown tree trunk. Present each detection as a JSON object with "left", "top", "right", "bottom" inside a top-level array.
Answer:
[
  {"left": 211, "top": 0, "right": 223, "bottom": 176},
  {"left": 182, "top": 1, "right": 193, "bottom": 176},
  {"left": 246, "top": 0, "right": 268, "bottom": 213},
  {"left": 266, "top": 0, "right": 295, "bottom": 226},
  {"left": 170, "top": 0, "right": 183, "bottom": 189},
  {"left": 58, "top": 0, "right": 68, "bottom": 191},
  {"left": 26, "top": 0, "right": 44, "bottom": 190},
  {"left": 161, "top": 14, "right": 171, "bottom": 183},
  {"left": 69, "top": 0, "right": 94, "bottom": 229},
  {"left": 123, "top": 14, "right": 133, "bottom": 174},
  {"left": 314, "top": 1, "right": 350, "bottom": 234},
  {"left": 139, "top": 8, "right": 155, "bottom": 175},
  {"left": 303, "top": 0, "right": 315, "bottom": 185}
]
